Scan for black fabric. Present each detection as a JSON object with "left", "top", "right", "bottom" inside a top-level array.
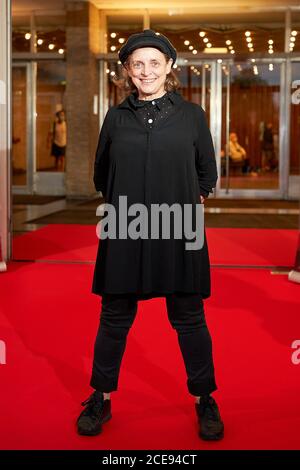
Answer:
[
  {"left": 90, "top": 292, "right": 217, "bottom": 396},
  {"left": 118, "top": 29, "right": 177, "bottom": 66},
  {"left": 92, "top": 89, "right": 218, "bottom": 299},
  {"left": 129, "top": 91, "right": 174, "bottom": 130}
]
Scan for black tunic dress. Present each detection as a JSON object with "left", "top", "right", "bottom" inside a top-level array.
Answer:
[{"left": 92, "top": 89, "right": 218, "bottom": 300}]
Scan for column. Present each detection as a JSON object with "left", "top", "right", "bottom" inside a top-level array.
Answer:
[
  {"left": 0, "top": 0, "right": 12, "bottom": 267},
  {"left": 65, "top": 0, "right": 102, "bottom": 198}
]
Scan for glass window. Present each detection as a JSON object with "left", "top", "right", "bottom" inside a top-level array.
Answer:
[{"left": 36, "top": 61, "right": 66, "bottom": 172}]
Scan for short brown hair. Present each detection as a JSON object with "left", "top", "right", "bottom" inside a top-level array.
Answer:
[{"left": 113, "top": 52, "right": 181, "bottom": 94}]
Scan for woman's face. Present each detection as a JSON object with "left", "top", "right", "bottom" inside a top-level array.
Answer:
[{"left": 126, "top": 47, "right": 173, "bottom": 99}]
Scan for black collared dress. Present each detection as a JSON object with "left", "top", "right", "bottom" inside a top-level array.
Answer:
[{"left": 92, "top": 90, "right": 218, "bottom": 300}]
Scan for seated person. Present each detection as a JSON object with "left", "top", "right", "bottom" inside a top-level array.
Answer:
[{"left": 228, "top": 132, "right": 250, "bottom": 174}]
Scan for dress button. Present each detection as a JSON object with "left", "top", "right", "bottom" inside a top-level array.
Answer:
[{"left": 148, "top": 118, "right": 153, "bottom": 123}]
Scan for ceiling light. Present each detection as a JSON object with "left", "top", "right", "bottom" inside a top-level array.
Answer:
[
  {"left": 118, "top": 38, "right": 125, "bottom": 43},
  {"left": 247, "top": 43, "right": 253, "bottom": 48},
  {"left": 189, "top": 45, "right": 193, "bottom": 50},
  {"left": 192, "top": 49, "right": 197, "bottom": 54},
  {"left": 226, "top": 40, "right": 231, "bottom": 45},
  {"left": 291, "top": 30, "right": 298, "bottom": 36},
  {"left": 268, "top": 49, "right": 274, "bottom": 54},
  {"left": 250, "top": 48, "right": 254, "bottom": 52},
  {"left": 290, "top": 37, "right": 296, "bottom": 42},
  {"left": 207, "top": 43, "right": 212, "bottom": 48},
  {"left": 25, "top": 33, "right": 31, "bottom": 40},
  {"left": 245, "top": 31, "right": 251, "bottom": 37},
  {"left": 184, "top": 40, "right": 190, "bottom": 45},
  {"left": 110, "top": 32, "right": 116, "bottom": 38},
  {"left": 246, "top": 37, "right": 252, "bottom": 43},
  {"left": 37, "top": 39, "right": 43, "bottom": 45},
  {"left": 110, "top": 46, "right": 116, "bottom": 51},
  {"left": 203, "top": 38, "right": 209, "bottom": 43},
  {"left": 58, "top": 48, "right": 64, "bottom": 54},
  {"left": 48, "top": 44, "right": 55, "bottom": 50},
  {"left": 199, "top": 32, "right": 206, "bottom": 37},
  {"left": 230, "top": 50, "right": 235, "bottom": 54},
  {"left": 268, "top": 39, "right": 274, "bottom": 45}
]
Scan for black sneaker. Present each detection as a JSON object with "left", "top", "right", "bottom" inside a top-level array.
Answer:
[
  {"left": 77, "top": 391, "right": 112, "bottom": 436},
  {"left": 195, "top": 395, "right": 224, "bottom": 441}
]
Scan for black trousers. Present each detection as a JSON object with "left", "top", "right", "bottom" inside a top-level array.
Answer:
[{"left": 90, "top": 293, "right": 217, "bottom": 396}]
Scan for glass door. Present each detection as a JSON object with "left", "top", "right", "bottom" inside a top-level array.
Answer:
[
  {"left": 12, "top": 63, "right": 33, "bottom": 192},
  {"left": 217, "top": 58, "right": 285, "bottom": 197}
]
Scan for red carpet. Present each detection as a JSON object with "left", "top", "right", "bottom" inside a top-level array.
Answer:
[
  {"left": 13, "top": 224, "right": 298, "bottom": 266},
  {"left": 1, "top": 261, "right": 300, "bottom": 449}
]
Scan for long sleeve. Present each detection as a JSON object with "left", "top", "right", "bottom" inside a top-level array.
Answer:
[
  {"left": 93, "top": 108, "right": 114, "bottom": 198},
  {"left": 194, "top": 105, "right": 218, "bottom": 198}
]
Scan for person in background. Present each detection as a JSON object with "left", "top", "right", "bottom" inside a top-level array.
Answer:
[
  {"left": 48, "top": 109, "right": 67, "bottom": 171},
  {"left": 262, "top": 122, "right": 276, "bottom": 172},
  {"left": 228, "top": 132, "right": 251, "bottom": 174}
]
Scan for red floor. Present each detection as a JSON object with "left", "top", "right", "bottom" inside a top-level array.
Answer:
[{"left": 1, "top": 258, "right": 300, "bottom": 449}]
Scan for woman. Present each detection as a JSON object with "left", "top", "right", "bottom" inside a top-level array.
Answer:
[{"left": 77, "top": 29, "right": 224, "bottom": 441}]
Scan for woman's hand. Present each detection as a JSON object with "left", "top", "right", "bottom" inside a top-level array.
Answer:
[{"left": 200, "top": 195, "right": 205, "bottom": 204}]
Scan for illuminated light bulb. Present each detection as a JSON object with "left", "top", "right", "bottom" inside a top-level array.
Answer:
[
  {"left": 268, "top": 39, "right": 274, "bottom": 45},
  {"left": 106, "top": 69, "right": 110, "bottom": 73},
  {"left": 247, "top": 43, "right": 253, "bottom": 48},
  {"left": 199, "top": 32, "right": 206, "bottom": 37},
  {"left": 268, "top": 49, "right": 274, "bottom": 54},
  {"left": 290, "top": 37, "right": 296, "bottom": 42},
  {"left": 203, "top": 37, "right": 209, "bottom": 43},
  {"left": 110, "top": 32, "right": 116, "bottom": 38},
  {"left": 226, "top": 40, "right": 231, "bottom": 45},
  {"left": 25, "top": 33, "right": 31, "bottom": 40},
  {"left": 207, "top": 43, "right": 212, "bottom": 48},
  {"left": 189, "top": 45, "right": 193, "bottom": 50},
  {"left": 110, "top": 46, "right": 116, "bottom": 51},
  {"left": 58, "top": 48, "right": 64, "bottom": 54},
  {"left": 37, "top": 39, "right": 43, "bottom": 45},
  {"left": 245, "top": 31, "right": 251, "bottom": 37},
  {"left": 217, "top": 59, "right": 222, "bottom": 63},
  {"left": 110, "top": 71, "right": 116, "bottom": 76},
  {"left": 192, "top": 49, "right": 198, "bottom": 54},
  {"left": 291, "top": 31, "right": 297, "bottom": 36},
  {"left": 250, "top": 48, "right": 254, "bottom": 52},
  {"left": 118, "top": 38, "right": 125, "bottom": 43},
  {"left": 48, "top": 43, "right": 55, "bottom": 50},
  {"left": 184, "top": 40, "right": 190, "bottom": 45},
  {"left": 230, "top": 49, "right": 235, "bottom": 54},
  {"left": 246, "top": 37, "right": 252, "bottom": 43}
]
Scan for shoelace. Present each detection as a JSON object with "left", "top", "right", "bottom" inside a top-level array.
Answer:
[
  {"left": 81, "top": 393, "right": 104, "bottom": 417},
  {"left": 200, "top": 397, "right": 219, "bottom": 421}
]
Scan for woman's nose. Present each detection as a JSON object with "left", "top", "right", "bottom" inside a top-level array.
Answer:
[{"left": 141, "top": 64, "right": 151, "bottom": 75}]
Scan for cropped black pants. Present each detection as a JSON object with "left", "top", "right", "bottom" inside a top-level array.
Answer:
[{"left": 90, "top": 293, "right": 217, "bottom": 396}]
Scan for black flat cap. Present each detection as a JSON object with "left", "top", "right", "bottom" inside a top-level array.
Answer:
[{"left": 118, "top": 29, "right": 177, "bottom": 67}]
